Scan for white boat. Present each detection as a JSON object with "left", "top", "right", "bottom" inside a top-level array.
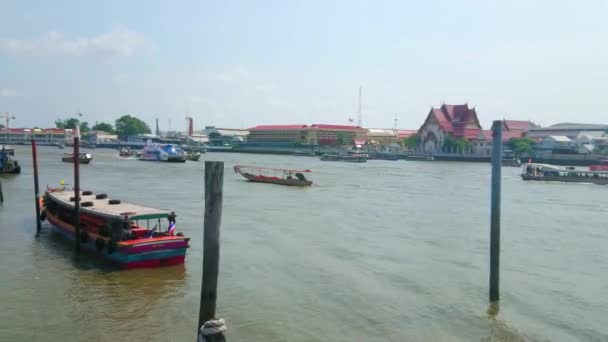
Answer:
[{"left": 139, "top": 144, "right": 186, "bottom": 162}]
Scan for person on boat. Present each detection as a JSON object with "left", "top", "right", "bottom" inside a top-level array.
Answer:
[
  {"left": 286, "top": 171, "right": 293, "bottom": 180},
  {"left": 168, "top": 211, "right": 176, "bottom": 225},
  {"left": 295, "top": 172, "right": 307, "bottom": 181}
]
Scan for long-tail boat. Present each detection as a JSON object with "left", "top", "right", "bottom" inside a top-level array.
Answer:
[
  {"left": 234, "top": 165, "right": 312, "bottom": 186},
  {"left": 62, "top": 152, "right": 93, "bottom": 164},
  {"left": 42, "top": 187, "right": 190, "bottom": 268}
]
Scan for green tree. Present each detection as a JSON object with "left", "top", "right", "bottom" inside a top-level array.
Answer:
[
  {"left": 442, "top": 135, "right": 471, "bottom": 153},
  {"left": 92, "top": 122, "right": 115, "bottom": 134},
  {"left": 506, "top": 137, "right": 536, "bottom": 157},
  {"left": 115, "top": 115, "right": 151, "bottom": 138},
  {"left": 401, "top": 134, "right": 420, "bottom": 149},
  {"left": 55, "top": 118, "right": 90, "bottom": 132}
]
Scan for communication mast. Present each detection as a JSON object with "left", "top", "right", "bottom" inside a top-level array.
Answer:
[{"left": 357, "top": 86, "right": 362, "bottom": 127}]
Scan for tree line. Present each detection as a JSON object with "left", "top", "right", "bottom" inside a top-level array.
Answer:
[{"left": 54, "top": 115, "right": 151, "bottom": 138}]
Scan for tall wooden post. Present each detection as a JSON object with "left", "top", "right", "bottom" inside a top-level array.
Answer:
[
  {"left": 31, "top": 140, "right": 42, "bottom": 235},
  {"left": 1, "top": 146, "right": 5, "bottom": 172},
  {"left": 73, "top": 137, "right": 81, "bottom": 253},
  {"left": 198, "top": 161, "right": 225, "bottom": 341},
  {"left": 489, "top": 120, "right": 502, "bottom": 303},
  {"left": 0, "top": 180, "right": 4, "bottom": 204}
]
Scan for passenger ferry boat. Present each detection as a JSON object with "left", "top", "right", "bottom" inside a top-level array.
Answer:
[
  {"left": 139, "top": 144, "right": 186, "bottom": 162},
  {"left": 42, "top": 187, "right": 190, "bottom": 268},
  {"left": 319, "top": 153, "right": 368, "bottom": 163},
  {"left": 521, "top": 163, "right": 608, "bottom": 185}
]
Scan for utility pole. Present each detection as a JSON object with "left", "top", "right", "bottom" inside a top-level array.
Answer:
[{"left": 357, "top": 86, "right": 363, "bottom": 127}]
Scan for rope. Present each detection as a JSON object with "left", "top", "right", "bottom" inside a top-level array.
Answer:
[{"left": 198, "top": 319, "right": 226, "bottom": 342}]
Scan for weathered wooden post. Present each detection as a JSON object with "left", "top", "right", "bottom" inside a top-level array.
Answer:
[
  {"left": 73, "top": 136, "right": 81, "bottom": 253},
  {"left": 197, "top": 161, "right": 226, "bottom": 342},
  {"left": 489, "top": 120, "right": 502, "bottom": 303},
  {"left": 1, "top": 145, "right": 5, "bottom": 172},
  {"left": 0, "top": 180, "right": 4, "bottom": 204},
  {"left": 31, "top": 139, "right": 42, "bottom": 235}
]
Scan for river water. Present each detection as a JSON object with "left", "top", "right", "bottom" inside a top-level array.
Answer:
[{"left": 0, "top": 146, "right": 606, "bottom": 341}]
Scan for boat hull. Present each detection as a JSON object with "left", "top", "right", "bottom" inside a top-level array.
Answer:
[
  {"left": 46, "top": 212, "right": 188, "bottom": 269},
  {"left": 62, "top": 157, "right": 93, "bottom": 164},
  {"left": 521, "top": 174, "right": 608, "bottom": 185},
  {"left": 319, "top": 156, "right": 367, "bottom": 163},
  {"left": 240, "top": 172, "right": 312, "bottom": 186}
]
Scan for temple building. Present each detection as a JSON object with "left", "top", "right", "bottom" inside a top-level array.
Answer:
[{"left": 417, "top": 103, "right": 536, "bottom": 153}]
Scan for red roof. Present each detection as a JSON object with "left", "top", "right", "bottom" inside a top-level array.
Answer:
[
  {"left": 248, "top": 124, "right": 308, "bottom": 131},
  {"left": 248, "top": 124, "right": 367, "bottom": 132},
  {"left": 310, "top": 124, "right": 366, "bottom": 131},
  {"left": 0, "top": 127, "right": 71, "bottom": 133},
  {"left": 503, "top": 120, "right": 536, "bottom": 131},
  {"left": 461, "top": 128, "right": 483, "bottom": 139},
  {"left": 395, "top": 129, "right": 417, "bottom": 139},
  {"left": 421, "top": 104, "right": 484, "bottom": 139}
]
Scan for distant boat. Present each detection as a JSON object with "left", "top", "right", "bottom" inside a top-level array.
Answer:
[
  {"left": 293, "top": 151, "right": 316, "bottom": 157},
  {"left": 319, "top": 153, "right": 368, "bottom": 163},
  {"left": 502, "top": 158, "right": 522, "bottom": 167},
  {"left": 368, "top": 153, "right": 400, "bottom": 161},
  {"left": 62, "top": 153, "right": 93, "bottom": 164},
  {"left": 589, "top": 159, "right": 608, "bottom": 171},
  {"left": 522, "top": 163, "right": 608, "bottom": 185},
  {"left": 234, "top": 165, "right": 313, "bottom": 186},
  {"left": 185, "top": 151, "right": 201, "bottom": 161},
  {"left": 0, "top": 149, "right": 20, "bottom": 174},
  {"left": 407, "top": 155, "right": 434, "bottom": 161},
  {"left": 139, "top": 144, "right": 186, "bottom": 162},
  {"left": 118, "top": 147, "right": 136, "bottom": 158}
]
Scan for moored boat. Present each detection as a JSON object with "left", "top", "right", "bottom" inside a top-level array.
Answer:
[
  {"left": 139, "top": 144, "right": 186, "bottom": 162},
  {"left": 62, "top": 153, "right": 93, "bottom": 164},
  {"left": 521, "top": 163, "right": 608, "bottom": 185},
  {"left": 406, "top": 155, "right": 434, "bottom": 161},
  {"left": 368, "top": 153, "right": 400, "bottom": 161},
  {"left": 502, "top": 158, "right": 522, "bottom": 167},
  {"left": 185, "top": 151, "right": 201, "bottom": 161},
  {"left": 0, "top": 148, "right": 20, "bottom": 174},
  {"left": 589, "top": 159, "right": 608, "bottom": 171},
  {"left": 319, "top": 153, "right": 368, "bottom": 163},
  {"left": 118, "top": 147, "right": 136, "bottom": 157},
  {"left": 234, "top": 165, "right": 313, "bottom": 186},
  {"left": 42, "top": 187, "right": 189, "bottom": 268}
]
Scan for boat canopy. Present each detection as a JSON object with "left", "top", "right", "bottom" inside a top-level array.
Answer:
[
  {"left": 234, "top": 165, "right": 312, "bottom": 173},
  {"left": 47, "top": 190, "right": 169, "bottom": 221}
]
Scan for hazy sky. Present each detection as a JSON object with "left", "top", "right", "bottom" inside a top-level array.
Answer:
[{"left": 1, "top": 0, "right": 607, "bottom": 131}]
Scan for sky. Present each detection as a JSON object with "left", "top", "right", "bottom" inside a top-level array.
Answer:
[{"left": 1, "top": 0, "right": 608, "bottom": 131}]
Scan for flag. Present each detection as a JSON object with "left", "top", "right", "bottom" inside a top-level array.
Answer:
[{"left": 168, "top": 222, "right": 176, "bottom": 235}]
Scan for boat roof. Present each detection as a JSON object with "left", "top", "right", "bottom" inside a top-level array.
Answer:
[
  {"left": 235, "top": 165, "right": 312, "bottom": 172},
  {"left": 47, "top": 190, "right": 169, "bottom": 221}
]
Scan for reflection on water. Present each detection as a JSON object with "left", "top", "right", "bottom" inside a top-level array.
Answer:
[{"left": 0, "top": 146, "right": 606, "bottom": 341}]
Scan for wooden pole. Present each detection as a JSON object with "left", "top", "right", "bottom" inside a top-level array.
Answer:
[
  {"left": 0, "top": 180, "right": 4, "bottom": 204},
  {"left": 198, "top": 161, "right": 225, "bottom": 341},
  {"left": 31, "top": 139, "right": 42, "bottom": 235},
  {"left": 489, "top": 120, "right": 502, "bottom": 303},
  {"left": 73, "top": 137, "right": 81, "bottom": 253},
  {"left": 1, "top": 145, "right": 5, "bottom": 172}
]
